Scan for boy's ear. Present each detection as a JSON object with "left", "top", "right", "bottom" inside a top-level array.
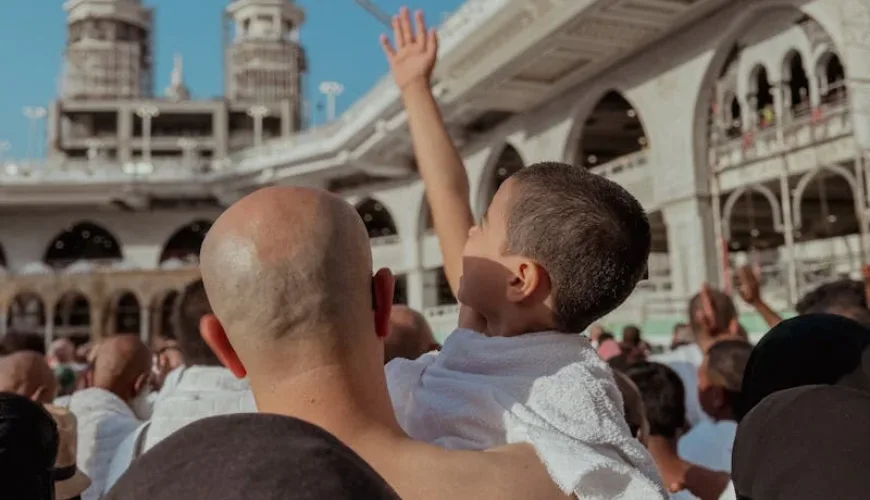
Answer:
[{"left": 506, "top": 260, "right": 549, "bottom": 303}]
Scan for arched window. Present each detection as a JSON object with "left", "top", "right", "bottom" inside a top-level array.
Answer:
[
  {"left": 159, "top": 220, "right": 211, "bottom": 265},
  {"left": 577, "top": 91, "right": 648, "bottom": 169},
  {"left": 481, "top": 144, "right": 524, "bottom": 214},
  {"left": 53, "top": 292, "right": 91, "bottom": 340},
  {"left": 820, "top": 52, "right": 847, "bottom": 105},
  {"left": 44, "top": 222, "right": 122, "bottom": 269},
  {"left": 785, "top": 52, "right": 810, "bottom": 116},
  {"left": 356, "top": 198, "right": 398, "bottom": 239},
  {"left": 6, "top": 293, "right": 45, "bottom": 331},
  {"left": 726, "top": 94, "right": 742, "bottom": 139},
  {"left": 751, "top": 66, "right": 774, "bottom": 128},
  {"left": 158, "top": 291, "right": 179, "bottom": 340},
  {"left": 114, "top": 292, "right": 141, "bottom": 335}
]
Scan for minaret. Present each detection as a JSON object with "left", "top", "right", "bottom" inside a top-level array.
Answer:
[
  {"left": 61, "top": 0, "right": 154, "bottom": 100},
  {"left": 225, "top": 0, "right": 306, "bottom": 109},
  {"left": 165, "top": 54, "right": 191, "bottom": 101}
]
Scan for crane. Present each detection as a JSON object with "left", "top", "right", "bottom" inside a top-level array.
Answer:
[{"left": 353, "top": 0, "right": 393, "bottom": 28}]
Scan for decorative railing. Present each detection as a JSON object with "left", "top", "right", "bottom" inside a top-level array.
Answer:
[
  {"left": 712, "top": 102, "right": 851, "bottom": 172},
  {"left": 0, "top": 158, "right": 213, "bottom": 183},
  {"left": 370, "top": 234, "right": 401, "bottom": 247},
  {"left": 589, "top": 150, "right": 649, "bottom": 179}
]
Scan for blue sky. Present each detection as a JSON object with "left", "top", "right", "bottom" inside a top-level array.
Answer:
[{"left": 0, "top": 0, "right": 464, "bottom": 159}]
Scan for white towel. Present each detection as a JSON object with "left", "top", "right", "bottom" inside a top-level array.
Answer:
[{"left": 387, "top": 328, "right": 666, "bottom": 499}]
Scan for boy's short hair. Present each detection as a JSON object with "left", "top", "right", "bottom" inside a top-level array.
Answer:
[
  {"left": 173, "top": 279, "right": 221, "bottom": 366},
  {"left": 705, "top": 339, "right": 752, "bottom": 394},
  {"left": 625, "top": 362, "right": 686, "bottom": 439},
  {"left": 507, "top": 163, "right": 650, "bottom": 332}
]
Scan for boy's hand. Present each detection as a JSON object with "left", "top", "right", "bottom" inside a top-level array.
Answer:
[
  {"left": 736, "top": 264, "right": 762, "bottom": 305},
  {"left": 380, "top": 7, "right": 438, "bottom": 91}
]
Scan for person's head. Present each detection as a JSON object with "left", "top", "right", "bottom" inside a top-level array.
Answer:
[
  {"left": 48, "top": 339, "right": 76, "bottom": 367},
  {"left": 687, "top": 288, "right": 737, "bottom": 340},
  {"left": 612, "top": 370, "right": 649, "bottom": 445},
  {"left": 622, "top": 325, "right": 642, "bottom": 347},
  {"left": 735, "top": 314, "right": 870, "bottom": 421},
  {"left": 625, "top": 362, "right": 686, "bottom": 441},
  {"left": 198, "top": 187, "right": 394, "bottom": 400},
  {"left": 385, "top": 306, "right": 439, "bottom": 364},
  {"left": 671, "top": 322, "right": 694, "bottom": 349},
  {"left": 173, "top": 279, "right": 218, "bottom": 367},
  {"left": 697, "top": 338, "right": 752, "bottom": 421},
  {"left": 0, "top": 352, "right": 58, "bottom": 404},
  {"left": 459, "top": 163, "right": 650, "bottom": 335},
  {"left": 90, "top": 335, "right": 152, "bottom": 414},
  {"left": 1, "top": 331, "right": 47, "bottom": 355},
  {"left": 587, "top": 324, "right": 605, "bottom": 343},
  {"left": 0, "top": 392, "right": 59, "bottom": 500},
  {"left": 796, "top": 279, "right": 865, "bottom": 314}
]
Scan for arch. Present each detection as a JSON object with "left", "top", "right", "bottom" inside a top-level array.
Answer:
[
  {"left": 44, "top": 221, "right": 123, "bottom": 269},
  {"left": 792, "top": 165, "right": 861, "bottom": 230},
  {"left": 53, "top": 291, "right": 91, "bottom": 340},
  {"left": 159, "top": 220, "right": 212, "bottom": 265},
  {"left": 356, "top": 198, "right": 398, "bottom": 239},
  {"left": 6, "top": 292, "right": 46, "bottom": 331},
  {"left": 692, "top": 6, "right": 840, "bottom": 190},
  {"left": 477, "top": 143, "right": 524, "bottom": 216},
  {"left": 782, "top": 50, "right": 810, "bottom": 115},
  {"left": 113, "top": 291, "right": 141, "bottom": 335},
  {"left": 721, "top": 185, "right": 785, "bottom": 241},
  {"left": 817, "top": 51, "right": 847, "bottom": 104},
  {"left": 574, "top": 90, "right": 648, "bottom": 170}
]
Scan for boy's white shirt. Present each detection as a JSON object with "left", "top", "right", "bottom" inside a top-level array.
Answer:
[{"left": 386, "top": 328, "right": 667, "bottom": 499}]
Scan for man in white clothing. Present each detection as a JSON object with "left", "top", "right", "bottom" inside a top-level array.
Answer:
[
  {"left": 66, "top": 334, "right": 151, "bottom": 500},
  {"left": 679, "top": 338, "right": 751, "bottom": 474}
]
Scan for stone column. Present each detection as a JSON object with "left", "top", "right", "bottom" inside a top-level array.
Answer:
[
  {"left": 662, "top": 197, "right": 720, "bottom": 299},
  {"left": 44, "top": 303, "right": 55, "bottom": 352},
  {"left": 91, "top": 302, "right": 106, "bottom": 340},
  {"left": 117, "top": 105, "right": 133, "bottom": 163},
  {"left": 422, "top": 269, "right": 440, "bottom": 309},
  {"left": 213, "top": 105, "right": 229, "bottom": 159},
  {"left": 405, "top": 269, "right": 426, "bottom": 312},
  {"left": 139, "top": 305, "right": 150, "bottom": 344},
  {"left": 280, "top": 99, "right": 293, "bottom": 138}
]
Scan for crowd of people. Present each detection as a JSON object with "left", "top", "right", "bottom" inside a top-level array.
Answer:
[{"left": 1, "top": 8, "right": 869, "bottom": 499}]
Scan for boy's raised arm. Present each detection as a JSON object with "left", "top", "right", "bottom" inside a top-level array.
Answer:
[{"left": 380, "top": 7, "right": 471, "bottom": 296}]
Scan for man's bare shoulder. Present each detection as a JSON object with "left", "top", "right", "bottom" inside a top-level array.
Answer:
[{"left": 394, "top": 442, "right": 573, "bottom": 500}]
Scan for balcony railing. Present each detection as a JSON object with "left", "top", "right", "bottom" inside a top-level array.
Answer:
[
  {"left": 589, "top": 150, "right": 649, "bottom": 179},
  {"left": 0, "top": 158, "right": 213, "bottom": 183},
  {"left": 712, "top": 102, "right": 852, "bottom": 172}
]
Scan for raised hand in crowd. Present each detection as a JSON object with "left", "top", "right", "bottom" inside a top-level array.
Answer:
[
  {"left": 736, "top": 264, "right": 781, "bottom": 328},
  {"left": 381, "top": 7, "right": 470, "bottom": 298},
  {"left": 696, "top": 285, "right": 741, "bottom": 340}
]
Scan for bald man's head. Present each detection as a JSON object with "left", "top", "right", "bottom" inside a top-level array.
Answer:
[
  {"left": 200, "top": 187, "right": 391, "bottom": 378},
  {"left": 0, "top": 352, "right": 57, "bottom": 403},
  {"left": 91, "top": 335, "right": 152, "bottom": 403},
  {"left": 386, "top": 306, "right": 439, "bottom": 364}
]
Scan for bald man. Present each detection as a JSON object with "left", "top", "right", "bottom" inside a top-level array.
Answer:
[
  {"left": 66, "top": 335, "right": 152, "bottom": 500},
  {"left": 385, "top": 306, "right": 440, "bottom": 364},
  {"left": 0, "top": 352, "right": 58, "bottom": 403},
  {"left": 196, "top": 186, "right": 569, "bottom": 500}
]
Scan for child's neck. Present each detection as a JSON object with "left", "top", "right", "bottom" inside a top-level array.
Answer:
[{"left": 485, "top": 313, "right": 557, "bottom": 337}]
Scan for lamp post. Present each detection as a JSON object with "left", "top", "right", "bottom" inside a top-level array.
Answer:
[
  {"left": 22, "top": 106, "right": 47, "bottom": 159},
  {"left": 247, "top": 105, "right": 270, "bottom": 147},
  {"left": 318, "top": 81, "right": 344, "bottom": 122},
  {"left": 135, "top": 105, "right": 160, "bottom": 164}
]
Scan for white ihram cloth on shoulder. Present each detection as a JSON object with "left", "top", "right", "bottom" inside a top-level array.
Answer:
[{"left": 387, "top": 328, "right": 666, "bottom": 499}]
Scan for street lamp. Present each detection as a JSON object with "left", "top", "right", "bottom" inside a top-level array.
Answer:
[
  {"left": 318, "top": 81, "right": 344, "bottom": 122},
  {"left": 22, "top": 106, "right": 47, "bottom": 159},
  {"left": 135, "top": 105, "right": 160, "bottom": 164},
  {"left": 0, "top": 140, "right": 10, "bottom": 163},
  {"left": 247, "top": 105, "right": 270, "bottom": 147}
]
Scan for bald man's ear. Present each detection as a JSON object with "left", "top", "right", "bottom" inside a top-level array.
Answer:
[
  {"left": 373, "top": 268, "right": 394, "bottom": 340},
  {"left": 200, "top": 314, "right": 247, "bottom": 379}
]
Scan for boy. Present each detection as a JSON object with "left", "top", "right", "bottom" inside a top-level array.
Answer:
[{"left": 381, "top": 8, "right": 665, "bottom": 499}]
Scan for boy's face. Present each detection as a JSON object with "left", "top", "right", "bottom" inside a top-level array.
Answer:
[{"left": 459, "top": 178, "right": 528, "bottom": 318}]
